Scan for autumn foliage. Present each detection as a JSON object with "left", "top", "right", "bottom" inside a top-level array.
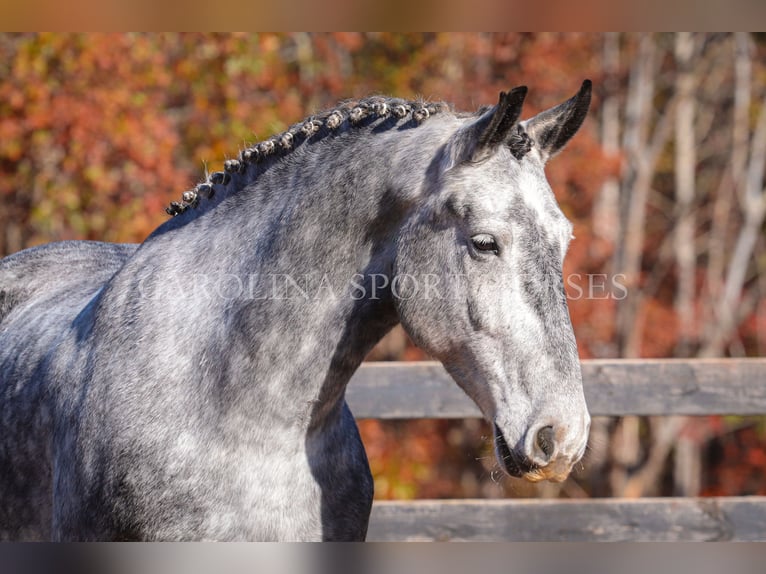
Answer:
[{"left": 1, "top": 33, "right": 764, "bottom": 500}]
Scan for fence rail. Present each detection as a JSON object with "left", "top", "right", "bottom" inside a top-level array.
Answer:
[
  {"left": 368, "top": 497, "right": 766, "bottom": 541},
  {"left": 348, "top": 358, "right": 766, "bottom": 418},
  {"left": 350, "top": 358, "right": 766, "bottom": 541}
]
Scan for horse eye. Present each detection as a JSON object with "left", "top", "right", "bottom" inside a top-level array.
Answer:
[{"left": 471, "top": 234, "right": 499, "bottom": 254}]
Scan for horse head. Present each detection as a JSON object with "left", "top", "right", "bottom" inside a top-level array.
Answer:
[{"left": 394, "top": 81, "right": 592, "bottom": 482}]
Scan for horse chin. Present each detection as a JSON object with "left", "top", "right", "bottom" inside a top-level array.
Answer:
[
  {"left": 496, "top": 451, "right": 573, "bottom": 483},
  {"left": 522, "top": 466, "right": 571, "bottom": 483}
]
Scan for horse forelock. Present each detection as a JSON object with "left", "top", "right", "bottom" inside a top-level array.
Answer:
[{"left": 164, "top": 96, "right": 455, "bottom": 217}]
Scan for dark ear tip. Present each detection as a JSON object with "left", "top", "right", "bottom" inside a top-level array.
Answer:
[
  {"left": 503, "top": 85, "right": 528, "bottom": 106},
  {"left": 509, "top": 85, "right": 528, "bottom": 99},
  {"left": 574, "top": 80, "right": 592, "bottom": 113},
  {"left": 498, "top": 85, "right": 528, "bottom": 105}
]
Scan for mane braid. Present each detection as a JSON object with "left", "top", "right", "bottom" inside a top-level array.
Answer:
[{"left": 165, "top": 96, "right": 451, "bottom": 216}]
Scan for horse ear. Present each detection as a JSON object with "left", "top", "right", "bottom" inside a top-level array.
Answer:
[
  {"left": 443, "top": 86, "right": 527, "bottom": 170},
  {"left": 522, "top": 79, "right": 592, "bottom": 162}
]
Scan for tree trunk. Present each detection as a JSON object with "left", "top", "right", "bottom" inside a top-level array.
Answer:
[
  {"left": 673, "top": 32, "right": 697, "bottom": 357},
  {"left": 594, "top": 33, "right": 621, "bottom": 251},
  {"left": 614, "top": 34, "right": 676, "bottom": 359},
  {"left": 701, "top": 37, "right": 766, "bottom": 356},
  {"left": 702, "top": 33, "right": 753, "bottom": 356}
]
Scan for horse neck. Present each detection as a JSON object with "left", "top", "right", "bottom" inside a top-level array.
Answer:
[{"left": 148, "top": 122, "right": 448, "bottom": 432}]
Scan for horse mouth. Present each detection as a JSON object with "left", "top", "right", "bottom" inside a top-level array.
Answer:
[
  {"left": 493, "top": 425, "right": 571, "bottom": 483},
  {"left": 493, "top": 425, "right": 536, "bottom": 479}
]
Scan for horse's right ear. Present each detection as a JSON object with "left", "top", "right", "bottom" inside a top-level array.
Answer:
[{"left": 442, "top": 86, "right": 527, "bottom": 170}]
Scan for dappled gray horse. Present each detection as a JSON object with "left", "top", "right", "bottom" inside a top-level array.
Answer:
[{"left": 0, "top": 81, "right": 592, "bottom": 541}]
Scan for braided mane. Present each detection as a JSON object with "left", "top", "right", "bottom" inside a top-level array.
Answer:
[{"left": 165, "top": 96, "right": 452, "bottom": 216}]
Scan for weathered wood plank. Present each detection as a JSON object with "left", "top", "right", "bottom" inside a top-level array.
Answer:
[
  {"left": 347, "top": 359, "right": 766, "bottom": 418},
  {"left": 366, "top": 497, "right": 766, "bottom": 541}
]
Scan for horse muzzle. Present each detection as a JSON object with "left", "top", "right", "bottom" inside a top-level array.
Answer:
[{"left": 493, "top": 419, "right": 589, "bottom": 483}]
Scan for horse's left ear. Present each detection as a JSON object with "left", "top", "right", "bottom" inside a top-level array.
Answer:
[{"left": 522, "top": 79, "right": 592, "bottom": 162}]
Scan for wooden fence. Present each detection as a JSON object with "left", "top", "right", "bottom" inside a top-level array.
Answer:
[{"left": 347, "top": 358, "right": 766, "bottom": 541}]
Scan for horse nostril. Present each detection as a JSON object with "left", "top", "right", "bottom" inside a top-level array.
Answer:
[{"left": 536, "top": 425, "right": 555, "bottom": 459}]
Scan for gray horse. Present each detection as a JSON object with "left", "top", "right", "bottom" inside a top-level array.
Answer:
[{"left": 0, "top": 81, "right": 592, "bottom": 541}]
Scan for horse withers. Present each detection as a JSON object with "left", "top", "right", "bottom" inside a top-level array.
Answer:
[{"left": 0, "top": 82, "right": 592, "bottom": 540}]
